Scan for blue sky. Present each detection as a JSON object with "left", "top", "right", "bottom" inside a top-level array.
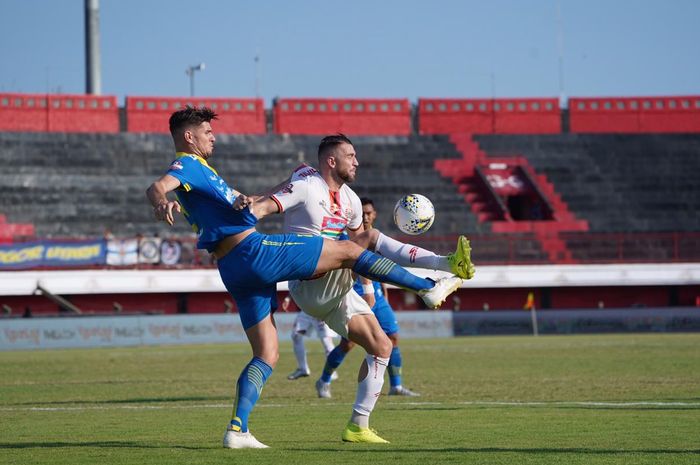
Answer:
[{"left": 1, "top": 0, "right": 698, "bottom": 105}]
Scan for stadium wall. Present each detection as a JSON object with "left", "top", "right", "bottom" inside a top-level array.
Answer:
[
  {"left": 0, "top": 93, "right": 119, "bottom": 133},
  {"left": 125, "top": 96, "right": 265, "bottom": 134},
  {"left": 273, "top": 98, "right": 411, "bottom": 135}
]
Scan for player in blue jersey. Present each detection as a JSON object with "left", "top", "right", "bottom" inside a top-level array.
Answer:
[
  {"left": 146, "top": 107, "right": 464, "bottom": 449},
  {"left": 317, "top": 198, "right": 421, "bottom": 397}
]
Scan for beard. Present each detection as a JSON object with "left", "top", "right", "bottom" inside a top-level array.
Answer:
[{"left": 338, "top": 168, "right": 356, "bottom": 183}]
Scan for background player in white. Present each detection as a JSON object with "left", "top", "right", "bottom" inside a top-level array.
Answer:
[
  {"left": 240, "top": 134, "right": 473, "bottom": 443},
  {"left": 283, "top": 295, "right": 340, "bottom": 381}
]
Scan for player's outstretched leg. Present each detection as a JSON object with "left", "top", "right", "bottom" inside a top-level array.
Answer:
[
  {"left": 353, "top": 231, "right": 476, "bottom": 280},
  {"left": 351, "top": 249, "right": 463, "bottom": 309}
]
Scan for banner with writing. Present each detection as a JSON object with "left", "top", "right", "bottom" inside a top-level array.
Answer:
[{"left": 0, "top": 240, "right": 106, "bottom": 270}]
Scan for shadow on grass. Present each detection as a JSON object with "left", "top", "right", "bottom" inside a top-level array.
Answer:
[
  {"left": 0, "top": 441, "right": 212, "bottom": 450},
  {"left": 2, "top": 442, "right": 699, "bottom": 455},
  {"left": 290, "top": 447, "right": 700, "bottom": 455}
]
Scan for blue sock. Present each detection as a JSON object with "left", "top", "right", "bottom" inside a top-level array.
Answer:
[
  {"left": 230, "top": 357, "right": 273, "bottom": 433},
  {"left": 388, "top": 346, "right": 403, "bottom": 387},
  {"left": 321, "top": 344, "right": 348, "bottom": 383},
  {"left": 352, "top": 250, "right": 434, "bottom": 292}
]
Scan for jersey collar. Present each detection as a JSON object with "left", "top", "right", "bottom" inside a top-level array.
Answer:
[{"left": 176, "top": 152, "right": 219, "bottom": 176}]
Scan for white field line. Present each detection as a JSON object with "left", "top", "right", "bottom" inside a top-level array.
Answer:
[{"left": 1, "top": 400, "right": 698, "bottom": 412}]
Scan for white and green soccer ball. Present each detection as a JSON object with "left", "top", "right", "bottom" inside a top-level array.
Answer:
[{"left": 393, "top": 194, "right": 435, "bottom": 235}]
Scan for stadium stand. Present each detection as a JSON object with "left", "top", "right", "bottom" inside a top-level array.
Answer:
[{"left": 1, "top": 92, "right": 699, "bottom": 315}]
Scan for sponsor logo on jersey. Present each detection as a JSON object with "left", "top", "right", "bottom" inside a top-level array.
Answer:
[
  {"left": 320, "top": 216, "right": 348, "bottom": 239},
  {"left": 169, "top": 160, "right": 183, "bottom": 170},
  {"left": 279, "top": 183, "right": 294, "bottom": 194}
]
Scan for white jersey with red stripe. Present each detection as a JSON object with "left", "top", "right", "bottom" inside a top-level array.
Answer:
[{"left": 270, "top": 164, "right": 362, "bottom": 240}]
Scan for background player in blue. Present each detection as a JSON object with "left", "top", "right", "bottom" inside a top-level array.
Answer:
[
  {"left": 317, "top": 198, "right": 420, "bottom": 397},
  {"left": 146, "top": 107, "right": 464, "bottom": 449}
]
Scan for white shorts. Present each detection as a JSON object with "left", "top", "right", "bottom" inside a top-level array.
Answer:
[
  {"left": 292, "top": 311, "right": 339, "bottom": 339},
  {"left": 288, "top": 269, "right": 372, "bottom": 338}
]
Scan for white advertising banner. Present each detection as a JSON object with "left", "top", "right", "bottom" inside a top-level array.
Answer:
[
  {"left": 394, "top": 311, "right": 453, "bottom": 339},
  {"left": 0, "top": 312, "right": 447, "bottom": 351}
]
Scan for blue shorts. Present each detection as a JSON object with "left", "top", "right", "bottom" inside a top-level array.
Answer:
[
  {"left": 217, "top": 232, "right": 324, "bottom": 330},
  {"left": 372, "top": 298, "right": 399, "bottom": 336}
]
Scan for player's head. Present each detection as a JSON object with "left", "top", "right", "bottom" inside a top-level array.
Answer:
[
  {"left": 169, "top": 106, "right": 218, "bottom": 159},
  {"left": 318, "top": 134, "right": 358, "bottom": 184},
  {"left": 360, "top": 197, "right": 377, "bottom": 229}
]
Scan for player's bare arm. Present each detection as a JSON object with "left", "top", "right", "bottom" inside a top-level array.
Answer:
[{"left": 146, "top": 174, "right": 182, "bottom": 226}]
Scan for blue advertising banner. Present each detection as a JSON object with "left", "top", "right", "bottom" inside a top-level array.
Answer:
[{"left": 0, "top": 240, "right": 107, "bottom": 270}]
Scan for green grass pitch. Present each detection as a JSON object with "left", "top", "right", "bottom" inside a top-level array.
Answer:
[{"left": 1, "top": 333, "right": 699, "bottom": 465}]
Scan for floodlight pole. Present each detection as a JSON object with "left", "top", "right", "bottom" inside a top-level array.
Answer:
[{"left": 186, "top": 63, "right": 205, "bottom": 97}]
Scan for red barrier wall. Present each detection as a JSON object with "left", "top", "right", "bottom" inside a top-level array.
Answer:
[
  {"left": 419, "top": 98, "right": 560, "bottom": 134},
  {"left": 273, "top": 98, "right": 411, "bottom": 135},
  {"left": 570, "top": 96, "right": 700, "bottom": 133},
  {"left": 125, "top": 96, "right": 265, "bottom": 134},
  {"left": 0, "top": 93, "right": 119, "bottom": 133}
]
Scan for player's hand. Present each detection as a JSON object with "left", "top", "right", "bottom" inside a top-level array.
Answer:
[
  {"left": 362, "top": 293, "right": 376, "bottom": 309},
  {"left": 154, "top": 201, "right": 181, "bottom": 226},
  {"left": 233, "top": 194, "right": 253, "bottom": 210}
]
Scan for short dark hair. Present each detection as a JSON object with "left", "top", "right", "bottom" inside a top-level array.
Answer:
[
  {"left": 169, "top": 106, "right": 218, "bottom": 136},
  {"left": 318, "top": 133, "right": 353, "bottom": 161},
  {"left": 360, "top": 197, "right": 374, "bottom": 207}
]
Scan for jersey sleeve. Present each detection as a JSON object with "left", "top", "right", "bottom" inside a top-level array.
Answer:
[
  {"left": 270, "top": 177, "right": 308, "bottom": 213},
  {"left": 166, "top": 156, "right": 199, "bottom": 192}
]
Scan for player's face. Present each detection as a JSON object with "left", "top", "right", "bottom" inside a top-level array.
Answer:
[
  {"left": 188, "top": 122, "right": 216, "bottom": 158},
  {"left": 362, "top": 204, "right": 377, "bottom": 229},
  {"left": 332, "top": 143, "right": 358, "bottom": 183}
]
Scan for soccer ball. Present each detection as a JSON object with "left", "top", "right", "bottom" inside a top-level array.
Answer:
[{"left": 393, "top": 194, "right": 435, "bottom": 235}]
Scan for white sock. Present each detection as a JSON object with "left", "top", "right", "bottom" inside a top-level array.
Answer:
[
  {"left": 291, "top": 332, "right": 309, "bottom": 373},
  {"left": 351, "top": 354, "right": 389, "bottom": 425},
  {"left": 320, "top": 336, "right": 335, "bottom": 356},
  {"left": 375, "top": 232, "right": 450, "bottom": 272}
]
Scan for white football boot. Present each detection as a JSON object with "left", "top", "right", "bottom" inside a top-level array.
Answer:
[
  {"left": 418, "top": 276, "right": 463, "bottom": 309},
  {"left": 223, "top": 426, "right": 269, "bottom": 449}
]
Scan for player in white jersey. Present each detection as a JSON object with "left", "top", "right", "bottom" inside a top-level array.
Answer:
[
  {"left": 287, "top": 304, "right": 340, "bottom": 380},
  {"left": 238, "top": 134, "right": 475, "bottom": 444}
]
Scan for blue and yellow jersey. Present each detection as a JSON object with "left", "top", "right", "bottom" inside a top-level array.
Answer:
[{"left": 166, "top": 152, "right": 257, "bottom": 251}]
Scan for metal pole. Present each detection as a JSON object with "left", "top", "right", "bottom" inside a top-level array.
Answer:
[
  {"left": 530, "top": 307, "right": 539, "bottom": 336},
  {"left": 85, "top": 0, "right": 102, "bottom": 95}
]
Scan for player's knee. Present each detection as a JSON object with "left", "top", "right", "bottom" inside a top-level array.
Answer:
[{"left": 375, "top": 334, "right": 392, "bottom": 358}]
